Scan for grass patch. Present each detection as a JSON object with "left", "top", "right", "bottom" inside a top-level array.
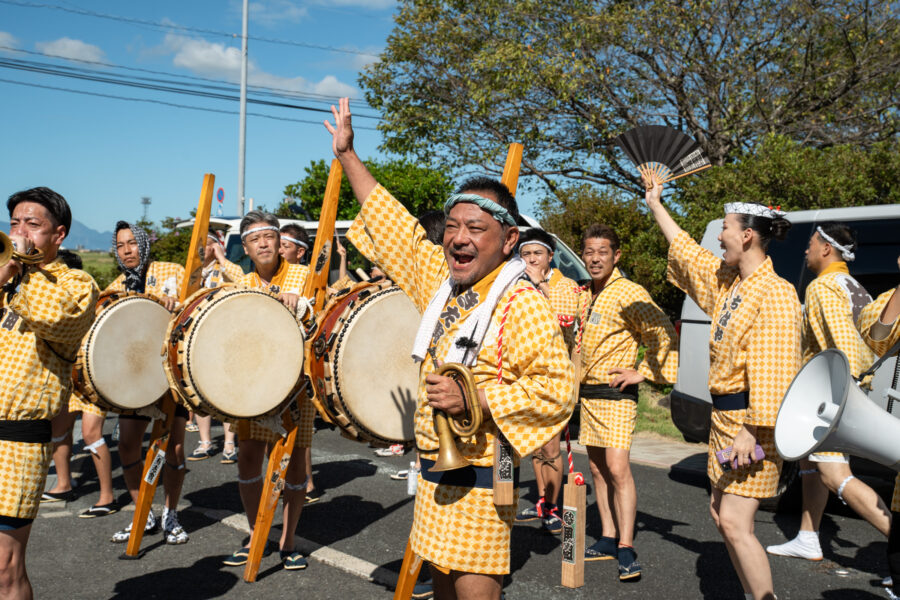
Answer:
[
  {"left": 635, "top": 383, "right": 684, "bottom": 441},
  {"left": 76, "top": 250, "right": 119, "bottom": 289}
]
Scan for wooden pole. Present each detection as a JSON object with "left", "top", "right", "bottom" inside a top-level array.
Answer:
[
  {"left": 121, "top": 173, "right": 214, "bottom": 559},
  {"left": 560, "top": 470, "right": 586, "bottom": 588},
  {"left": 243, "top": 159, "right": 343, "bottom": 582},
  {"left": 392, "top": 539, "right": 424, "bottom": 600}
]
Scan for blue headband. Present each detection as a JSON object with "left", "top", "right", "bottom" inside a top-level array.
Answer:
[{"left": 443, "top": 193, "right": 516, "bottom": 227}]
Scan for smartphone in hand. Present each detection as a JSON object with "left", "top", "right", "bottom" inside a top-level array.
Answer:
[{"left": 716, "top": 444, "right": 765, "bottom": 471}]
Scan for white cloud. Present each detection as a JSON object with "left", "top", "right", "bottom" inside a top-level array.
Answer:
[
  {"left": 35, "top": 37, "right": 105, "bottom": 62},
  {"left": 163, "top": 33, "right": 357, "bottom": 97},
  {"left": 0, "top": 31, "right": 18, "bottom": 50},
  {"left": 227, "top": 0, "right": 307, "bottom": 27}
]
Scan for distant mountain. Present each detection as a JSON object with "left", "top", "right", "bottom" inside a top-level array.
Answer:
[{"left": 0, "top": 219, "right": 112, "bottom": 251}]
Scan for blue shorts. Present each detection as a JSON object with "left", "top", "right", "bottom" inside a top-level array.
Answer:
[{"left": 0, "top": 515, "right": 33, "bottom": 530}]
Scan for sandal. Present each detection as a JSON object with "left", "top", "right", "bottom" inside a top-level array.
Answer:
[
  {"left": 390, "top": 470, "right": 409, "bottom": 480},
  {"left": 280, "top": 550, "right": 308, "bottom": 570},
  {"left": 220, "top": 443, "right": 238, "bottom": 464},
  {"left": 40, "top": 490, "right": 75, "bottom": 503},
  {"left": 185, "top": 422, "right": 199, "bottom": 432},
  {"left": 187, "top": 441, "right": 213, "bottom": 461},
  {"left": 305, "top": 489, "right": 324, "bottom": 504},
  {"left": 79, "top": 502, "right": 119, "bottom": 518},
  {"left": 223, "top": 547, "right": 250, "bottom": 567}
]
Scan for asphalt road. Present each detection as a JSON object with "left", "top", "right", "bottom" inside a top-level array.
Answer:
[{"left": 31, "top": 418, "right": 892, "bottom": 599}]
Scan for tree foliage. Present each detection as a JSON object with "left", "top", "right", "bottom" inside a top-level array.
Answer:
[
  {"left": 281, "top": 158, "right": 455, "bottom": 220},
  {"left": 363, "top": 0, "right": 899, "bottom": 196},
  {"left": 540, "top": 136, "right": 900, "bottom": 318}
]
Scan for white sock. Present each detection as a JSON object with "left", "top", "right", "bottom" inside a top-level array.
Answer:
[{"left": 797, "top": 530, "right": 819, "bottom": 544}]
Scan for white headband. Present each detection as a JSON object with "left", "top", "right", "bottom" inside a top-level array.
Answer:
[
  {"left": 240, "top": 225, "right": 279, "bottom": 240},
  {"left": 518, "top": 241, "right": 554, "bottom": 254},
  {"left": 281, "top": 234, "right": 308, "bottom": 249},
  {"left": 724, "top": 202, "right": 786, "bottom": 219},
  {"left": 816, "top": 226, "right": 855, "bottom": 262}
]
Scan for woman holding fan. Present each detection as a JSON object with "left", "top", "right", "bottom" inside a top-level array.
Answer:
[{"left": 642, "top": 173, "right": 801, "bottom": 600}]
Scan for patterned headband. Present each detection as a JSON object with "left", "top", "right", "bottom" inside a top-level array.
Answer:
[
  {"left": 518, "top": 240, "right": 554, "bottom": 253},
  {"left": 816, "top": 226, "right": 855, "bottom": 262},
  {"left": 444, "top": 193, "right": 516, "bottom": 227},
  {"left": 240, "top": 225, "right": 279, "bottom": 240},
  {"left": 724, "top": 202, "right": 786, "bottom": 219},
  {"left": 281, "top": 234, "right": 308, "bottom": 249}
]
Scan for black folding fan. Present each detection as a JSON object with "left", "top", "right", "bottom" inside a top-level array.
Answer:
[{"left": 615, "top": 125, "right": 711, "bottom": 185}]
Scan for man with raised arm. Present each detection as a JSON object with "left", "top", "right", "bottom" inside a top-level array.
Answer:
[{"left": 326, "top": 98, "right": 574, "bottom": 600}]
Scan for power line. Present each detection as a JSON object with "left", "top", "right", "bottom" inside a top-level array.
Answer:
[
  {"left": 0, "top": 0, "right": 381, "bottom": 57},
  {"left": 0, "top": 45, "right": 377, "bottom": 110},
  {"left": 0, "top": 76, "right": 380, "bottom": 129},
  {"left": 0, "top": 56, "right": 383, "bottom": 118}
]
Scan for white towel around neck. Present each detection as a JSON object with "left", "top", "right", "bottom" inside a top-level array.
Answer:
[{"left": 411, "top": 257, "right": 527, "bottom": 367}]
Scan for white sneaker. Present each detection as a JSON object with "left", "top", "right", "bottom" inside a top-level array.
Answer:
[
  {"left": 765, "top": 534, "right": 823, "bottom": 561},
  {"left": 883, "top": 576, "right": 893, "bottom": 587},
  {"left": 111, "top": 511, "right": 158, "bottom": 543},
  {"left": 163, "top": 509, "right": 189, "bottom": 545}
]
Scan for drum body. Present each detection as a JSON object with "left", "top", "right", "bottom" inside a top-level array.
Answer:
[
  {"left": 308, "top": 280, "right": 420, "bottom": 445},
  {"left": 74, "top": 292, "right": 172, "bottom": 413},
  {"left": 165, "top": 285, "right": 305, "bottom": 421}
]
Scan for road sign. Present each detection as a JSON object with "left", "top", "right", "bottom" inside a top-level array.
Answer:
[{"left": 216, "top": 188, "right": 225, "bottom": 203}]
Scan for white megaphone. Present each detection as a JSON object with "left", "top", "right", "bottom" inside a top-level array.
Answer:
[{"left": 775, "top": 349, "right": 900, "bottom": 470}]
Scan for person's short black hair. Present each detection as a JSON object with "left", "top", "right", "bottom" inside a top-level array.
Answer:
[
  {"left": 581, "top": 223, "right": 620, "bottom": 253},
  {"left": 518, "top": 228, "right": 556, "bottom": 253},
  {"left": 57, "top": 249, "right": 83, "bottom": 269},
  {"left": 736, "top": 213, "right": 791, "bottom": 249},
  {"left": 280, "top": 223, "right": 309, "bottom": 246},
  {"left": 816, "top": 221, "right": 857, "bottom": 256},
  {"left": 456, "top": 176, "right": 520, "bottom": 225},
  {"left": 417, "top": 210, "right": 446, "bottom": 245},
  {"left": 7, "top": 187, "right": 72, "bottom": 236},
  {"left": 240, "top": 210, "right": 280, "bottom": 236}
]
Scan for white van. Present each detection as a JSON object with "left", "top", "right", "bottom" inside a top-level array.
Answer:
[{"left": 671, "top": 205, "right": 900, "bottom": 451}]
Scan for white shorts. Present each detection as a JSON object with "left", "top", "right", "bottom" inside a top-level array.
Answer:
[{"left": 808, "top": 451, "right": 849, "bottom": 464}]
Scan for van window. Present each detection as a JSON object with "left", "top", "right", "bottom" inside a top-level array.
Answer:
[{"left": 796, "top": 219, "right": 900, "bottom": 300}]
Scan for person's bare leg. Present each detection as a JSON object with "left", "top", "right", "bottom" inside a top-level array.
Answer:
[
  {"left": 237, "top": 439, "right": 267, "bottom": 542},
  {"left": 540, "top": 435, "right": 564, "bottom": 507},
  {"left": 280, "top": 448, "right": 307, "bottom": 552},
  {"left": 819, "top": 462, "right": 891, "bottom": 537},
  {"left": 604, "top": 447, "right": 635, "bottom": 547},
  {"left": 451, "top": 571, "right": 503, "bottom": 600},
  {"left": 47, "top": 411, "right": 77, "bottom": 494},
  {"left": 587, "top": 446, "right": 618, "bottom": 539},
  {"left": 766, "top": 459, "right": 826, "bottom": 560},
  {"left": 710, "top": 488, "right": 750, "bottom": 592},
  {"left": 117, "top": 418, "right": 150, "bottom": 504},
  {"left": 81, "top": 413, "right": 114, "bottom": 506},
  {"left": 304, "top": 447, "right": 315, "bottom": 494},
  {"left": 163, "top": 417, "right": 186, "bottom": 510},
  {"left": 0, "top": 525, "right": 33, "bottom": 600},
  {"left": 196, "top": 414, "right": 213, "bottom": 447},
  {"left": 717, "top": 491, "right": 775, "bottom": 600}
]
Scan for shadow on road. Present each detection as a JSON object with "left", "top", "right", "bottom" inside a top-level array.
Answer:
[{"left": 109, "top": 555, "right": 240, "bottom": 599}]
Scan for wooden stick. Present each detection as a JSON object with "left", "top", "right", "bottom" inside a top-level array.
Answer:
[
  {"left": 560, "top": 469, "right": 586, "bottom": 588},
  {"left": 661, "top": 163, "right": 712, "bottom": 184},
  {"left": 180, "top": 173, "right": 215, "bottom": 300},
  {"left": 501, "top": 142, "right": 524, "bottom": 197},
  {"left": 122, "top": 395, "right": 175, "bottom": 558},
  {"left": 243, "top": 159, "right": 343, "bottom": 583},
  {"left": 122, "top": 173, "right": 213, "bottom": 559},
  {"left": 392, "top": 539, "right": 424, "bottom": 600}
]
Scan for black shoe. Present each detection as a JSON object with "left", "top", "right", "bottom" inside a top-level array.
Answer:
[{"left": 40, "top": 490, "right": 75, "bottom": 503}]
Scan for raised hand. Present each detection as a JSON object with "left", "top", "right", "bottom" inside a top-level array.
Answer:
[{"left": 324, "top": 97, "right": 354, "bottom": 158}]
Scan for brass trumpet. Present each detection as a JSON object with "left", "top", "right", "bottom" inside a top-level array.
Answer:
[
  {"left": 0, "top": 232, "right": 44, "bottom": 267},
  {"left": 430, "top": 363, "right": 483, "bottom": 472}
]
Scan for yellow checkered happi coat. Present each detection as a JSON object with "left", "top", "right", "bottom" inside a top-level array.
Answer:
[
  {"left": 576, "top": 268, "right": 678, "bottom": 450},
  {"left": 238, "top": 261, "right": 314, "bottom": 448},
  {"left": 857, "top": 287, "right": 900, "bottom": 510},
  {"left": 107, "top": 261, "right": 184, "bottom": 298},
  {"left": 668, "top": 231, "right": 801, "bottom": 498},
  {"left": 803, "top": 263, "right": 875, "bottom": 461},
  {"left": 858, "top": 288, "right": 900, "bottom": 357},
  {"left": 546, "top": 268, "right": 580, "bottom": 350},
  {"left": 0, "top": 258, "right": 98, "bottom": 518},
  {"left": 201, "top": 258, "right": 245, "bottom": 288},
  {"left": 347, "top": 184, "right": 574, "bottom": 575}
]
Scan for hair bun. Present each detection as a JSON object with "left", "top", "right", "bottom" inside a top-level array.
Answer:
[{"left": 770, "top": 217, "right": 792, "bottom": 241}]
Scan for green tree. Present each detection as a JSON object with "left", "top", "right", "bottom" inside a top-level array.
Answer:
[
  {"left": 363, "top": 0, "right": 899, "bottom": 196},
  {"left": 281, "top": 158, "right": 454, "bottom": 220}
]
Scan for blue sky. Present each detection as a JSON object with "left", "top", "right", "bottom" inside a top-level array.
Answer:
[{"left": 2, "top": 0, "right": 494, "bottom": 233}]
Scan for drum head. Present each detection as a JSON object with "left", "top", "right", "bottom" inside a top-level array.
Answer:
[
  {"left": 185, "top": 291, "right": 304, "bottom": 419},
  {"left": 334, "top": 288, "right": 419, "bottom": 442},
  {"left": 86, "top": 297, "right": 171, "bottom": 410}
]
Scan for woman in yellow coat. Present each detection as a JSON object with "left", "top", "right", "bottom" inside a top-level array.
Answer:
[{"left": 643, "top": 175, "right": 801, "bottom": 600}]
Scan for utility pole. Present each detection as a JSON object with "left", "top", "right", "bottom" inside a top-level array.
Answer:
[
  {"left": 141, "top": 196, "right": 151, "bottom": 222},
  {"left": 237, "top": 0, "right": 249, "bottom": 216}
]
